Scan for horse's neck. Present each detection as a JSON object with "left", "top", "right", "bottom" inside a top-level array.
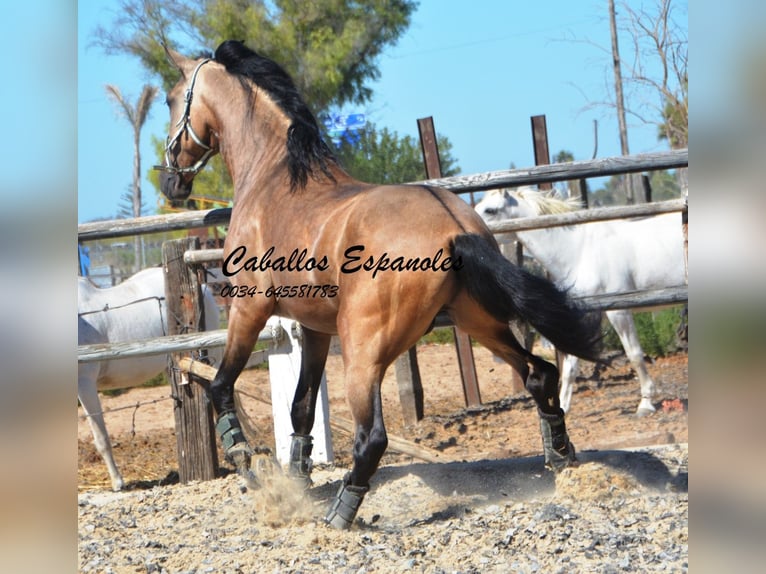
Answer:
[
  {"left": 516, "top": 227, "right": 583, "bottom": 283},
  {"left": 212, "top": 82, "right": 293, "bottom": 197}
]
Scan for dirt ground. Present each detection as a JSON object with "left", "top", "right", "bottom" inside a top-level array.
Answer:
[
  {"left": 78, "top": 345, "right": 688, "bottom": 574},
  {"left": 78, "top": 344, "right": 688, "bottom": 573},
  {"left": 78, "top": 344, "right": 687, "bottom": 491}
]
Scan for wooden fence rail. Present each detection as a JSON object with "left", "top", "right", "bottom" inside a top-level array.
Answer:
[
  {"left": 77, "top": 286, "right": 687, "bottom": 364},
  {"left": 78, "top": 328, "right": 257, "bottom": 363},
  {"left": 419, "top": 149, "right": 688, "bottom": 193},
  {"left": 180, "top": 197, "right": 687, "bottom": 266},
  {"left": 77, "top": 149, "right": 688, "bottom": 241},
  {"left": 487, "top": 197, "right": 686, "bottom": 233}
]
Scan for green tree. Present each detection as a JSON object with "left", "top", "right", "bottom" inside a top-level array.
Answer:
[
  {"left": 647, "top": 169, "right": 682, "bottom": 201},
  {"left": 590, "top": 169, "right": 681, "bottom": 206},
  {"left": 117, "top": 185, "right": 148, "bottom": 219},
  {"left": 93, "top": 0, "right": 417, "bottom": 109},
  {"left": 569, "top": 1, "right": 687, "bottom": 166},
  {"left": 620, "top": 0, "right": 688, "bottom": 150},
  {"left": 658, "top": 76, "right": 688, "bottom": 149},
  {"left": 334, "top": 123, "right": 460, "bottom": 184},
  {"left": 94, "top": 0, "right": 417, "bottom": 208}
]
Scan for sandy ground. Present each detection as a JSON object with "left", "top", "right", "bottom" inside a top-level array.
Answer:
[
  {"left": 78, "top": 344, "right": 688, "bottom": 490},
  {"left": 78, "top": 343, "right": 688, "bottom": 572}
]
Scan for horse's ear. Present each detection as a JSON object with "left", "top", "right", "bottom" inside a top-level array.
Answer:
[{"left": 162, "top": 43, "right": 193, "bottom": 78}]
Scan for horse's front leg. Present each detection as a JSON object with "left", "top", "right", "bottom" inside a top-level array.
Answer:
[
  {"left": 287, "top": 327, "right": 331, "bottom": 487},
  {"left": 210, "top": 300, "right": 270, "bottom": 482}
]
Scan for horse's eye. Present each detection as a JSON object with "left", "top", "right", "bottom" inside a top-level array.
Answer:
[{"left": 484, "top": 207, "right": 497, "bottom": 215}]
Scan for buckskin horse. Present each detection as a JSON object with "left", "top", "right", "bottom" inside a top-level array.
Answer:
[{"left": 156, "top": 40, "right": 600, "bottom": 529}]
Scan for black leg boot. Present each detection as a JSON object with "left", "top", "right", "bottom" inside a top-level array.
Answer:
[
  {"left": 325, "top": 475, "right": 369, "bottom": 530},
  {"left": 288, "top": 433, "right": 314, "bottom": 488},
  {"left": 216, "top": 411, "right": 254, "bottom": 481},
  {"left": 538, "top": 409, "right": 577, "bottom": 472}
]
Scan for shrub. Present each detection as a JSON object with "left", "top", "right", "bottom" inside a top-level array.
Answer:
[
  {"left": 601, "top": 306, "right": 685, "bottom": 357},
  {"left": 420, "top": 327, "right": 456, "bottom": 345}
]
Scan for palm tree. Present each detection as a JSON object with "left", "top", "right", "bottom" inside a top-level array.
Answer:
[{"left": 105, "top": 83, "right": 159, "bottom": 271}]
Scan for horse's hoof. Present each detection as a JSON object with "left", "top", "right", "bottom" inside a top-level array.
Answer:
[
  {"left": 251, "top": 449, "right": 282, "bottom": 486},
  {"left": 545, "top": 441, "right": 578, "bottom": 473},
  {"left": 289, "top": 474, "right": 313, "bottom": 490},
  {"left": 227, "top": 445, "right": 258, "bottom": 489},
  {"left": 636, "top": 405, "right": 656, "bottom": 418}
]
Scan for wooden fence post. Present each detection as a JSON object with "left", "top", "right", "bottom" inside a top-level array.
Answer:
[
  {"left": 531, "top": 115, "right": 553, "bottom": 191},
  {"left": 394, "top": 347, "right": 424, "bottom": 426},
  {"left": 418, "top": 116, "right": 482, "bottom": 408},
  {"left": 162, "top": 237, "right": 219, "bottom": 483},
  {"left": 530, "top": 115, "right": 566, "bottom": 375}
]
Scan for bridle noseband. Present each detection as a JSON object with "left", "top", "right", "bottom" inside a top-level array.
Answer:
[{"left": 154, "top": 58, "right": 216, "bottom": 176}]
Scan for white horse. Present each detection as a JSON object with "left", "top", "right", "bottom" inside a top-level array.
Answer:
[
  {"left": 475, "top": 188, "right": 686, "bottom": 415},
  {"left": 78, "top": 266, "right": 221, "bottom": 490}
]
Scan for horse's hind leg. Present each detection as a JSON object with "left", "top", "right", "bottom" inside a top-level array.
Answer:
[
  {"left": 78, "top": 369, "right": 124, "bottom": 491},
  {"left": 606, "top": 309, "right": 656, "bottom": 415},
  {"left": 287, "top": 327, "right": 332, "bottom": 486},
  {"left": 455, "top": 306, "right": 577, "bottom": 472},
  {"left": 325, "top": 351, "right": 389, "bottom": 529}
]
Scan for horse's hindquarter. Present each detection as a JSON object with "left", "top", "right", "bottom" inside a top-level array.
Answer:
[
  {"left": 329, "top": 185, "right": 485, "bottom": 357},
  {"left": 627, "top": 214, "right": 686, "bottom": 288}
]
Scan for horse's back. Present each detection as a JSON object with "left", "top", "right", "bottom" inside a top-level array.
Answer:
[
  {"left": 614, "top": 213, "right": 685, "bottom": 289},
  {"left": 565, "top": 212, "right": 684, "bottom": 294},
  {"left": 352, "top": 183, "right": 491, "bottom": 241}
]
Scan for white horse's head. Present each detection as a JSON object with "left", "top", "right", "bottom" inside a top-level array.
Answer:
[{"left": 476, "top": 187, "right": 580, "bottom": 223}]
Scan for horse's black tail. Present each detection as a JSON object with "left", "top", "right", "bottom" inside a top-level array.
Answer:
[{"left": 452, "top": 233, "right": 601, "bottom": 361}]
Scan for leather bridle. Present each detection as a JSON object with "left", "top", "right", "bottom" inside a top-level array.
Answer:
[{"left": 154, "top": 58, "right": 216, "bottom": 176}]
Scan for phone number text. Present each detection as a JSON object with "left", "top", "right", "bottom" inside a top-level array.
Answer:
[{"left": 220, "top": 284, "right": 339, "bottom": 299}]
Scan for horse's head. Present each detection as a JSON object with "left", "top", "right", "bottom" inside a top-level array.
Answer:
[
  {"left": 476, "top": 187, "right": 575, "bottom": 224},
  {"left": 475, "top": 189, "right": 523, "bottom": 223},
  {"left": 155, "top": 48, "right": 220, "bottom": 200}
]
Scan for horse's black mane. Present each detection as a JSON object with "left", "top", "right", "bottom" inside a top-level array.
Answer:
[{"left": 214, "top": 40, "right": 336, "bottom": 191}]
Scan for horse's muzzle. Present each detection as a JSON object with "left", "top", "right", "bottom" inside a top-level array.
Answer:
[{"left": 159, "top": 171, "right": 193, "bottom": 200}]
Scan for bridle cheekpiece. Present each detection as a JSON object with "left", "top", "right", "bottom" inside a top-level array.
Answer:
[{"left": 154, "top": 58, "right": 216, "bottom": 176}]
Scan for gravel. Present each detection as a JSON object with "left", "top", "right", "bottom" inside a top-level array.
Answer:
[{"left": 78, "top": 443, "right": 687, "bottom": 573}]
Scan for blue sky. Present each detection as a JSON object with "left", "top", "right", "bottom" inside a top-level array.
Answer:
[{"left": 78, "top": 1, "right": 687, "bottom": 223}]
